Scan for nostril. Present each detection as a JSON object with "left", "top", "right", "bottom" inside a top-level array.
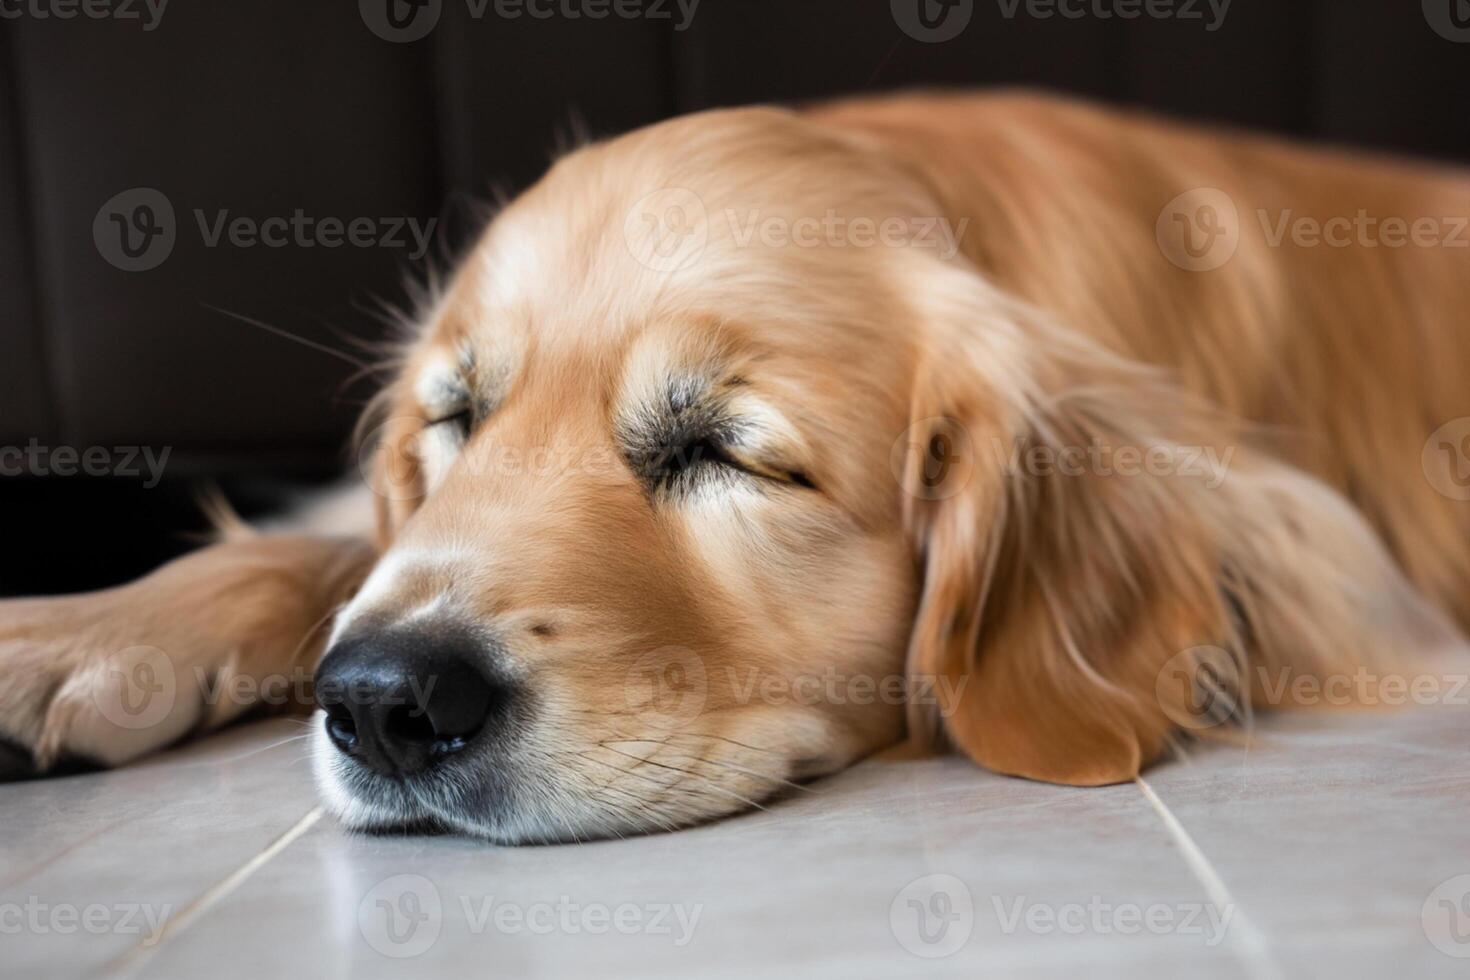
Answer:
[{"left": 323, "top": 705, "right": 358, "bottom": 752}]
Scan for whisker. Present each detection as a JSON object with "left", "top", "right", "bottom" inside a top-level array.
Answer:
[
  {"left": 595, "top": 737, "right": 812, "bottom": 793},
  {"left": 590, "top": 743, "right": 768, "bottom": 811},
  {"left": 201, "top": 304, "right": 370, "bottom": 369},
  {"left": 210, "top": 732, "right": 314, "bottom": 766}
]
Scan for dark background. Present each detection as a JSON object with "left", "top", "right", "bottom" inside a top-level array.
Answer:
[{"left": 2, "top": 0, "right": 1467, "bottom": 596}]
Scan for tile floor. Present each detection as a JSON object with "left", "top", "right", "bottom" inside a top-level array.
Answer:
[{"left": 1, "top": 707, "right": 1466, "bottom": 978}]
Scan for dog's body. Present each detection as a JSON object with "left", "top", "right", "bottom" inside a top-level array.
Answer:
[
  {"left": 819, "top": 93, "right": 1470, "bottom": 621},
  {"left": 2, "top": 92, "right": 1466, "bottom": 841}
]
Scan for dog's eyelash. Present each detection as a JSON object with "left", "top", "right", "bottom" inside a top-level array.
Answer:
[
  {"left": 650, "top": 435, "right": 742, "bottom": 487},
  {"left": 427, "top": 409, "right": 473, "bottom": 437},
  {"left": 652, "top": 435, "right": 816, "bottom": 493}
]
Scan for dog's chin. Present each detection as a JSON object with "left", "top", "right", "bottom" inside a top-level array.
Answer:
[
  {"left": 308, "top": 717, "right": 738, "bottom": 845},
  {"left": 309, "top": 723, "right": 547, "bottom": 844}
]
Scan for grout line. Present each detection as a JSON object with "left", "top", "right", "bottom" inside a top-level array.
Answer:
[
  {"left": 1135, "top": 776, "right": 1282, "bottom": 980},
  {"left": 107, "top": 806, "right": 324, "bottom": 975}
]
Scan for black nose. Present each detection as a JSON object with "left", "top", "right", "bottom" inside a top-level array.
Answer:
[{"left": 314, "top": 631, "right": 508, "bottom": 776}]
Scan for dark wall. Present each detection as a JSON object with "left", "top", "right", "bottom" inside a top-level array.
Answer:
[{"left": 1, "top": 0, "right": 1467, "bottom": 593}]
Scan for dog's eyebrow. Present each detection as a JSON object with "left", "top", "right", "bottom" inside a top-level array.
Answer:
[
  {"left": 617, "top": 376, "right": 744, "bottom": 478},
  {"left": 414, "top": 350, "right": 466, "bottom": 412},
  {"left": 415, "top": 345, "right": 505, "bottom": 423}
]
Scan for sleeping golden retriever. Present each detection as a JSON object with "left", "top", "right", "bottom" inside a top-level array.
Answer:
[{"left": 2, "top": 91, "right": 1467, "bottom": 842}]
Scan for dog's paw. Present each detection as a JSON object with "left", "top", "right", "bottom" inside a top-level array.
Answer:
[{"left": 0, "top": 598, "right": 205, "bottom": 780}]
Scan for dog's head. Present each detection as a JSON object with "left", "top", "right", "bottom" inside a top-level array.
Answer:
[{"left": 311, "top": 106, "right": 1440, "bottom": 842}]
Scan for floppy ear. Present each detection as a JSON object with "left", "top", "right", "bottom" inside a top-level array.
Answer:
[{"left": 899, "top": 262, "right": 1457, "bottom": 785}]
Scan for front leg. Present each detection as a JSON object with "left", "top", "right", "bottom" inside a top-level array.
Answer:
[{"left": 0, "top": 533, "right": 375, "bottom": 779}]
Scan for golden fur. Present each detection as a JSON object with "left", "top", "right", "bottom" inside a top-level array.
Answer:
[{"left": 1, "top": 92, "right": 1466, "bottom": 840}]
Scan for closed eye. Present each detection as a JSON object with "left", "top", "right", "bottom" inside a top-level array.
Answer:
[
  {"left": 427, "top": 409, "right": 473, "bottom": 438},
  {"left": 656, "top": 434, "right": 815, "bottom": 491},
  {"left": 657, "top": 436, "right": 739, "bottom": 482}
]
